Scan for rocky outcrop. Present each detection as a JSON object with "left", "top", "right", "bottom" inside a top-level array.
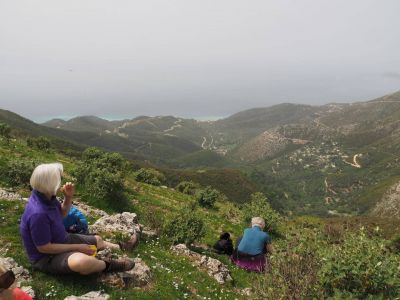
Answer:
[
  {"left": 21, "top": 286, "right": 35, "bottom": 299},
  {"left": 0, "top": 257, "right": 34, "bottom": 298},
  {"left": 98, "top": 258, "right": 152, "bottom": 288},
  {"left": 141, "top": 227, "right": 158, "bottom": 239},
  {"left": 170, "top": 244, "right": 232, "bottom": 284},
  {"left": 0, "top": 188, "right": 23, "bottom": 201},
  {"left": 73, "top": 200, "right": 109, "bottom": 218},
  {"left": 0, "top": 257, "right": 31, "bottom": 283},
  {"left": 90, "top": 212, "right": 141, "bottom": 235},
  {"left": 372, "top": 181, "right": 400, "bottom": 218},
  {"left": 64, "top": 291, "right": 110, "bottom": 300}
]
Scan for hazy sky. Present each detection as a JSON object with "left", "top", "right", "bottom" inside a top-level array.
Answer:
[{"left": 1, "top": 0, "right": 399, "bottom": 122}]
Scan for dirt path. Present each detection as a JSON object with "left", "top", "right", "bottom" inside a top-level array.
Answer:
[
  {"left": 201, "top": 136, "right": 207, "bottom": 148},
  {"left": 201, "top": 134, "right": 214, "bottom": 149},
  {"left": 324, "top": 177, "right": 337, "bottom": 194},
  {"left": 164, "top": 119, "right": 182, "bottom": 133},
  {"left": 343, "top": 154, "right": 362, "bottom": 168},
  {"left": 209, "top": 135, "right": 214, "bottom": 148}
]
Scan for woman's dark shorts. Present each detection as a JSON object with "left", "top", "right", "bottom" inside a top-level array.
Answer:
[{"left": 32, "top": 234, "right": 97, "bottom": 275}]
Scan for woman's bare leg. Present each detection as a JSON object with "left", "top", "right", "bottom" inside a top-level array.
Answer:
[
  {"left": 67, "top": 253, "right": 106, "bottom": 275},
  {"left": 94, "top": 235, "right": 119, "bottom": 250}
]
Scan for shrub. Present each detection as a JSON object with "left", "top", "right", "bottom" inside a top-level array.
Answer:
[
  {"left": 318, "top": 229, "right": 400, "bottom": 298},
  {"left": 1, "top": 159, "right": 36, "bottom": 187},
  {"left": 163, "top": 206, "right": 205, "bottom": 245},
  {"left": 256, "top": 236, "right": 320, "bottom": 300},
  {"left": 74, "top": 147, "right": 126, "bottom": 179},
  {"left": 195, "top": 186, "right": 220, "bottom": 208},
  {"left": 74, "top": 147, "right": 128, "bottom": 211},
  {"left": 221, "top": 202, "right": 243, "bottom": 224},
  {"left": 0, "top": 123, "right": 11, "bottom": 140},
  {"left": 82, "top": 148, "right": 125, "bottom": 171},
  {"left": 242, "top": 192, "right": 282, "bottom": 234},
  {"left": 140, "top": 207, "right": 165, "bottom": 235},
  {"left": 84, "top": 169, "right": 125, "bottom": 203},
  {"left": 134, "top": 168, "right": 165, "bottom": 186},
  {"left": 323, "top": 223, "right": 345, "bottom": 244},
  {"left": 27, "top": 136, "right": 51, "bottom": 151},
  {"left": 389, "top": 234, "right": 400, "bottom": 254},
  {"left": 176, "top": 181, "right": 200, "bottom": 195}
]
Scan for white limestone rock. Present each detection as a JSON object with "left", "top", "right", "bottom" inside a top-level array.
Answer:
[
  {"left": 64, "top": 291, "right": 110, "bottom": 300},
  {"left": 90, "top": 212, "right": 140, "bottom": 235},
  {"left": 171, "top": 244, "right": 232, "bottom": 284},
  {"left": 0, "top": 188, "right": 23, "bottom": 201},
  {"left": 73, "top": 200, "right": 109, "bottom": 218},
  {"left": 0, "top": 257, "right": 32, "bottom": 283},
  {"left": 98, "top": 258, "right": 152, "bottom": 288}
]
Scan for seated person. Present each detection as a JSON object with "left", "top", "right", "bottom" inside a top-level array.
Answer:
[
  {"left": 231, "top": 217, "right": 272, "bottom": 272},
  {"left": 63, "top": 206, "right": 89, "bottom": 234},
  {"left": 19, "top": 163, "right": 139, "bottom": 276},
  {"left": 0, "top": 263, "right": 32, "bottom": 300},
  {"left": 213, "top": 232, "right": 233, "bottom": 255}
]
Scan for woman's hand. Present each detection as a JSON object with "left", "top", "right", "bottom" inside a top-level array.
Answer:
[
  {"left": 62, "top": 182, "right": 75, "bottom": 200},
  {"left": 75, "top": 244, "right": 96, "bottom": 256}
]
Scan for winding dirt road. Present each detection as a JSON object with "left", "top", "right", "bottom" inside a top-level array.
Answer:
[{"left": 343, "top": 154, "right": 362, "bottom": 168}]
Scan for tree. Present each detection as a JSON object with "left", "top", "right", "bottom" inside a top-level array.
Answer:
[
  {"left": 27, "top": 136, "right": 51, "bottom": 151},
  {"left": 74, "top": 147, "right": 128, "bottom": 211},
  {"left": 0, "top": 123, "right": 11, "bottom": 141},
  {"left": 176, "top": 181, "right": 200, "bottom": 195},
  {"left": 163, "top": 205, "right": 205, "bottom": 245},
  {"left": 242, "top": 192, "right": 282, "bottom": 234},
  {"left": 134, "top": 168, "right": 165, "bottom": 186},
  {"left": 195, "top": 186, "right": 220, "bottom": 208}
]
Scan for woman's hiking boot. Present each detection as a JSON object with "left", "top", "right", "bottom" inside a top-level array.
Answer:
[
  {"left": 102, "top": 257, "right": 135, "bottom": 272},
  {"left": 118, "top": 231, "right": 140, "bottom": 252},
  {"left": 0, "top": 270, "right": 15, "bottom": 289}
]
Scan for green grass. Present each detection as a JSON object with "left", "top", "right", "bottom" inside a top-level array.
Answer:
[
  {"left": 2, "top": 125, "right": 400, "bottom": 299},
  {"left": 0, "top": 199, "right": 250, "bottom": 300},
  {"left": 0, "top": 139, "right": 252, "bottom": 299}
]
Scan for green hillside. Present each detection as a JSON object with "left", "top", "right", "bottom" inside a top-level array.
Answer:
[
  {"left": 0, "top": 129, "right": 400, "bottom": 299},
  {"left": 2, "top": 91, "right": 400, "bottom": 217}
]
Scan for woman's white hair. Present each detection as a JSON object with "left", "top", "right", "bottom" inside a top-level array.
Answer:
[
  {"left": 251, "top": 217, "right": 265, "bottom": 228},
  {"left": 30, "top": 163, "right": 63, "bottom": 196}
]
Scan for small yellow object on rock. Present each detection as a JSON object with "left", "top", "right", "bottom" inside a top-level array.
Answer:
[{"left": 89, "top": 245, "right": 97, "bottom": 257}]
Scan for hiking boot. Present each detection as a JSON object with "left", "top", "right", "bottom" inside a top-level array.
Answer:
[
  {"left": 103, "top": 257, "right": 135, "bottom": 273},
  {"left": 0, "top": 270, "right": 15, "bottom": 289},
  {"left": 118, "top": 232, "right": 140, "bottom": 252}
]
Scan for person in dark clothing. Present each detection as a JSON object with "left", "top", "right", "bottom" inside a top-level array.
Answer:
[{"left": 213, "top": 232, "right": 233, "bottom": 255}]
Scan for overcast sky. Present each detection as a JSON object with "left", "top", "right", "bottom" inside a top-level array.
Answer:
[{"left": 1, "top": 0, "right": 399, "bottom": 122}]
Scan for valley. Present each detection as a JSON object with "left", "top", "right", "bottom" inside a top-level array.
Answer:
[
  {"left": 0, "top": 91, "right": 400, "bottom": 299},
  {"left": 1, "top": 90, "right": 400, "bottom": 217}
]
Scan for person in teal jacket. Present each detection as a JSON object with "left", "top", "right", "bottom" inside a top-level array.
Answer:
[{"left": 63, "top": 206, "right": 89, "bottom": 234}]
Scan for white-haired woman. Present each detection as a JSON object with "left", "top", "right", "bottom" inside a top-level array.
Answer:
[
  {"left": 231, "top": 217, "right": 273, "bottom": 272},
  {"left": 19, "top": 163, "right": 137, "bottom": 275}
]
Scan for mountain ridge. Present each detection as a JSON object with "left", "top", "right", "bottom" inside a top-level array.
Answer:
[{"left": 2, "top": 90, "right": 400, "bottom": 216}]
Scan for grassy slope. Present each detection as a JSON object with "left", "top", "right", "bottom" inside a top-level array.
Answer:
[
  {"left": 0, "top": 138, "right": 255, "bottom": 299},
  {"left": 1, "top": 137, "right": 400, "bottom": 299},
  {"left": 163, "top": 168, "right": 257, "bottom": 204}
]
